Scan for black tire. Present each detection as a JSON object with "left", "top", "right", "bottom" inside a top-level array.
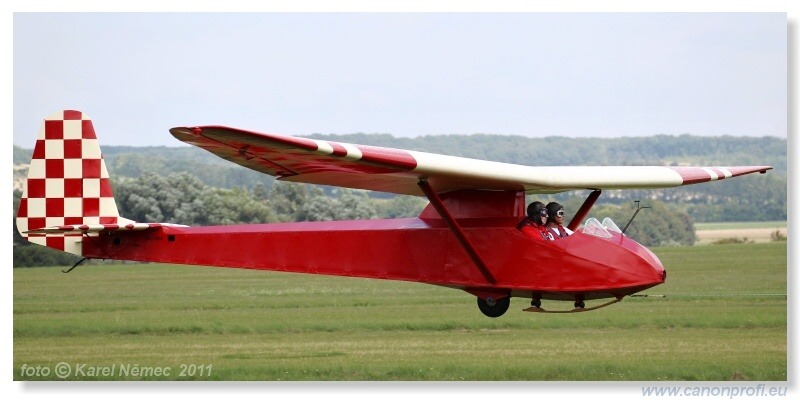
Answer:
[
  {"left": 477, "top": 297, "right": 510, "bottom": 318},
  {"left": 574, "top": 300, "right": 585, "bottom": 309}
]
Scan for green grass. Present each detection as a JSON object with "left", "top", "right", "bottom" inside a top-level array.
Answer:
[{"left": 13, "top": 243, "right": 786, "bottom": 381}]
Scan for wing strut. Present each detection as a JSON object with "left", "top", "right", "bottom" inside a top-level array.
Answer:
[
  {"left": 567, "top": 189, "right": 602, "bottom": 231},
  {"left": 417, "top": 180, "right": 497, "bottom": 285}
]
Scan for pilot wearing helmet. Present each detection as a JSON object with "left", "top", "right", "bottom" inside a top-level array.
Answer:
[
  {"left": 544, "top": 202, "right": 574, "bottom": 239},
  {"left": 517, "top": 201, "right": 550, "bottom": 240}
]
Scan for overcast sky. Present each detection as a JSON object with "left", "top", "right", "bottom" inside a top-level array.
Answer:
[{"left": 12, "top": 12, "right": 786, "bottom": 147}]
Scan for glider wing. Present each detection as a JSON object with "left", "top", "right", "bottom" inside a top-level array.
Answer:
[{"left": 170, "top": 126, "right": 772, "bottom": 195}]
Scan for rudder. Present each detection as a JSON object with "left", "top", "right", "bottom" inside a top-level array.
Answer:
[{"left": 16, "top": 110, "right": 131, "bottom": 256}]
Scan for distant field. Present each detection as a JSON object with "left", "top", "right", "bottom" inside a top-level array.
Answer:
[
  {"left": 13, "top": 242, "right": 786, "bottom": 381},
  {"left": 695, "top": 221, "right": 787, "bottom": 231},
  {"left": 695, "top": 221, "right": 787, "bottom": 245}
]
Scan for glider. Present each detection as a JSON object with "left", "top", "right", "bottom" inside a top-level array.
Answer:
[{"left": 16, "top": 110, "right": 772, "bottom": 317}]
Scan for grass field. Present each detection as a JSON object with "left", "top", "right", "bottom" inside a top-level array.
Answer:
[{"left": 13, "top": 242, "right": 786, "bottom": 381}]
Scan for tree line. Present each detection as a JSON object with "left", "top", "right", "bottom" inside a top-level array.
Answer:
[
  {"left": 112, "top": 172, "right": 427, "bottom": 225},
  {"left": 13, "top": 132, "right": 787, "bottom": 189}
]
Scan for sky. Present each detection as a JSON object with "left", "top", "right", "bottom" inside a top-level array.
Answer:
[{"left": 11, "top": 11, "right": 787, "bottom": 147}]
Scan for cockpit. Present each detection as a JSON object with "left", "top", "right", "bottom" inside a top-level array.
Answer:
[{"left": 581, "top": 216, "right": 665, "bottom": 273}]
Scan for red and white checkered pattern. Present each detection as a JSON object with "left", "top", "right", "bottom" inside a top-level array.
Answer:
[{"left": 16, "top": 110, "right": 132, "bottom": 256}]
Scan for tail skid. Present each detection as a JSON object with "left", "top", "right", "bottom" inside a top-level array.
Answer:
[{"left": 16, "top": 110, "right": 136, "bottom": 256}]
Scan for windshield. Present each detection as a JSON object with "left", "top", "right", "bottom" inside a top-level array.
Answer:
[
  {"left": 582, "top": 217, "right": 624, "bottom": 239},
  {"left": 602, "top": 217, "right": 623, "bottom": 234},
  {"left": 581, "top": 217, "right": 612, "bottom": 238}
]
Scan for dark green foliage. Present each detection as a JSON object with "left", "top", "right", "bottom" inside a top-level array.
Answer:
[
  {"left": 278, "top": 185, "right": 377, "bottom": 222},
  {"left": 13, "top": 189, "right": 78, "bottom": 266},
  {"left": 115, "top": 172, "right": 205, "bottom": 223},
  {"left": 590, "top": 200, "right": 697, "bottom": 247},
  {"left": 14, "top": 145, "right": 32, "bottom": 165},
  {"left": 374, "top": 195, "right": 428, "bottom": 219},
  {"left": 268, "top": 182, "right": 310, "bottom": 222},
  {"left": 682, "top": 174, "right": 786, "bottom": 222},
  {"left": 13, "top": 189, "right": 24, "bottom": 246},
  {"left": 770, "top": 230, "right": 787, "bottom": 242},
  {"left": 712, "top": 237, "right": 754, "bottom": 245},
  {"left": 103, "top": 146, "right": 276, "bottom": 190},
  {"left": 190, "top": 187, "right": 276, "bottom": 225},
  {"left": 13, "top": 243, "right": 77, "bottom": 268},
  {"left": 114, "top": 172, "right": 275, "bottom": 225}
]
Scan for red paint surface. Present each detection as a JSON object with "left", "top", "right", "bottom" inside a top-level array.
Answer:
[
  {"left": 669, "top": 166, "right": 771, "bottom": 185},
  {"left": 169, "top": 126, "right": 418, "bottom": 178},
  {"left": 81, "top": 190, "right": 665, "bottom": 301}
]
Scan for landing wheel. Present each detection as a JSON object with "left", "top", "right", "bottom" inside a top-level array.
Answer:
[
  {"left": 477, "top": 297, "right": 510, "bottom": 318},
  {"left": 574, "top": 300, "right": 585, "bottom": 309},
  {"left": 531, "top": 298, "right": 541, "bottom": 308}
]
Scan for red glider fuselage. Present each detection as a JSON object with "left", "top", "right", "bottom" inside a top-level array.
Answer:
[{"left": 81, "top": 191, "right": 666, "bottom": 302}]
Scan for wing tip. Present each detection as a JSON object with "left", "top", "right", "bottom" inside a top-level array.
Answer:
[{"left": 671, "top": 165, "right": 773, "bottom": 185}]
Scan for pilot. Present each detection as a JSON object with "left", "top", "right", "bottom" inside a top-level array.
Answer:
[
  {"left": 517, "top": 201, "right": 550, "bottom": 240},
  {"left": 544, "top": 202, "right": 574, "bottom": 239}
]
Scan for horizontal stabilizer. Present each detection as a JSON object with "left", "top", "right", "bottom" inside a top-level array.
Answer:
[{"left": 24, "top": 222, "right": 187, "bottom": 235}]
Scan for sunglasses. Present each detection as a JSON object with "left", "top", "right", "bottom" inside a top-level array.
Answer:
[
  {"left": 539, "top": 209, "right": 548, "bottom": 217},
  {"left": 556, "top": 209, "right": 565, "bottom": 217}
]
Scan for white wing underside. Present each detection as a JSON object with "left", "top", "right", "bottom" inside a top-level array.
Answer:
[{"left": 169, "top": 126, "right": 772, "bottom": 196}]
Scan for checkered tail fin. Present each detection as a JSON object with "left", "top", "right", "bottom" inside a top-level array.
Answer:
[{"left": 16, "top": 110, "right": 134, "bottom": 256}]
